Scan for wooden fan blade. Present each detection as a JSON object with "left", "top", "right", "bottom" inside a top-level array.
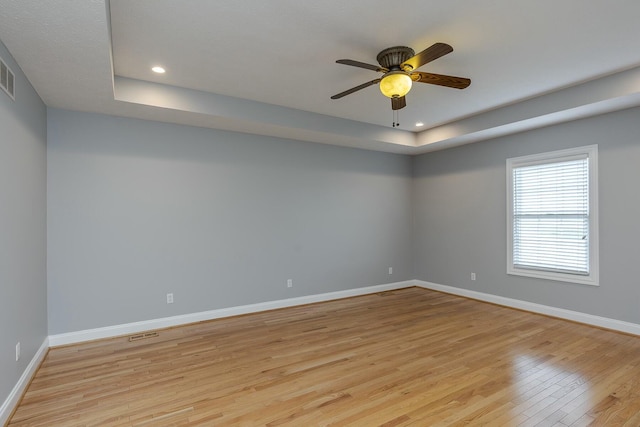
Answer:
[
  {"left": 411, "top": 71, "right": 471, "bottom": 89},
  {"left": 331, "top": 78, "right": 381, "bottom": 99},
  {"left": 401, "top": 43, "right": 453, "bottom": 71},
  {"left": 391, "top": 96, "right": 406, "bottom": 110},
  {"left": 336, "top": 59, "right": 387, "bottom": 73}
]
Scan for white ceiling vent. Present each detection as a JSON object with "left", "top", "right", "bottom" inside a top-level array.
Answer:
[{"left": 0, "top": 57, "right": 15, "bottom": 100}]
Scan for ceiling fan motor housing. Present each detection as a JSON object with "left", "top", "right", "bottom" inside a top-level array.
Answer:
[{"left": 376, "top": 46, "right": 415, "bottom": 69}]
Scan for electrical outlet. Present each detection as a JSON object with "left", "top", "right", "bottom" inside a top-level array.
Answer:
[
  {"left": 287, "top": 279, "right": 293, "bottom": 288},
  {"left": 388, "top": 267, "right": 393, "bottom": 275},
  {"left": 16, "top": 342, "right": 20, "bottom": 362},
  {"left": 166, "top": 293, "right": 174, "bottom": 304},
  {"left": 471, "top": 272, "right": 476, "bottom": 281}
]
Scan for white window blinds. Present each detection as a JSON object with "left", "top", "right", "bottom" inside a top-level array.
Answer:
[
  {"left": 507, "top": 145, "right": 598, "bottom": 286},
  {"left": 512, "top": 157, "right": 589, "bottom": 275}
]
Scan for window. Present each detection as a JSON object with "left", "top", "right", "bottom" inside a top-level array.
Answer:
[{"left": 507, "top": 145, "right": 598, "bottom": 286}]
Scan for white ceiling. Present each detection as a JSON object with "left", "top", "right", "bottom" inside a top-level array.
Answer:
[{"left": 1, "top": 0, "right": 640, "bottom": 154}]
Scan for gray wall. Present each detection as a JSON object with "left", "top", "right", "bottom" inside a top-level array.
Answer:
[
  {"left": 47, "top": 108, "right": 414, "bottom": 334},
  {"left": 413, "top": 107, "right": 640, "bottom": 324},
  {"left": 0, "top": 41, "right": 47, "bottom": 405}
]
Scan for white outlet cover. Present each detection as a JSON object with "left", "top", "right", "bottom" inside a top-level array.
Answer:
[{"left": 16, "top": 342, "right": 20, "bottom": 361}]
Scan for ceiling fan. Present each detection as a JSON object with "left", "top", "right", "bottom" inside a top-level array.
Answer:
[{"left": 331, "top": 43, "right": 471, "bottom": 111}]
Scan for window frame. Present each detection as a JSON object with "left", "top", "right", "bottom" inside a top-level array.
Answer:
[{"left": 506, "top": 145, "right": 599, "bottom": 286}]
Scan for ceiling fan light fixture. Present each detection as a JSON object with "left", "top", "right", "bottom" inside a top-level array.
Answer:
[{"left": 379, "top": 71, "right": 412, "bottom": 98}]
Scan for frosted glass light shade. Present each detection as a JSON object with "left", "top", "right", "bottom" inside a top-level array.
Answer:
[{"left": 379, "top": 72, "right": 412, "bottom": 98}]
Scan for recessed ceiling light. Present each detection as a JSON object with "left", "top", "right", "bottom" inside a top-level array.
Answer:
[
  {"left": 151, "top": 66, "right": 166, "bottom": 74},
  {"left": 415, "top": 122, "right": 424, "bottom": 127}
]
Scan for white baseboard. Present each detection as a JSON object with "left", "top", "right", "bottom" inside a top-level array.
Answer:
[
  {"left": 0, "top": 337, "right": 49, "bottom": 426},
  {"left": 48, "top": 281, "right": 414, "bottom": 347},
  {"left": 48, "top": 279, "right": 640, "bottom": 347},
  {"left": 414, "top": 280, "right": 640, "bottom": 336}
]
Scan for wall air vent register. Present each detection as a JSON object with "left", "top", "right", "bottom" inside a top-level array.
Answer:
[{"left": 0, "top": 56, "right": 15, "bottom": 100}]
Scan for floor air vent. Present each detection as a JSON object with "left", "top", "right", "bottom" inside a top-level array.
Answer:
[
  {"left": 0, "top": 57, "right": 15, "bottom": 100},
  {"left": 129, "top": 331, "right": 159, "bottom": 342}
]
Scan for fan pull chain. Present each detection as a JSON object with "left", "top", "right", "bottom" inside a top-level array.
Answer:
[{"left": 392, "top": 109, "right": 400, "bottom": 128}]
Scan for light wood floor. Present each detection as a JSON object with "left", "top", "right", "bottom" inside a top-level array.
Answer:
[{"left": 8, "top": 287, "right": 640, "bottom": 426}]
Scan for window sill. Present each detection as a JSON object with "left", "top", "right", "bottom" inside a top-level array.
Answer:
[{"left": 507, "top": 267, "right": 599, "bottom": 287}]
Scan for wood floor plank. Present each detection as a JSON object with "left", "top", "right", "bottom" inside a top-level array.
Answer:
[{"left": 8, "top": 287, "right": 640, "bottom": 426}]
